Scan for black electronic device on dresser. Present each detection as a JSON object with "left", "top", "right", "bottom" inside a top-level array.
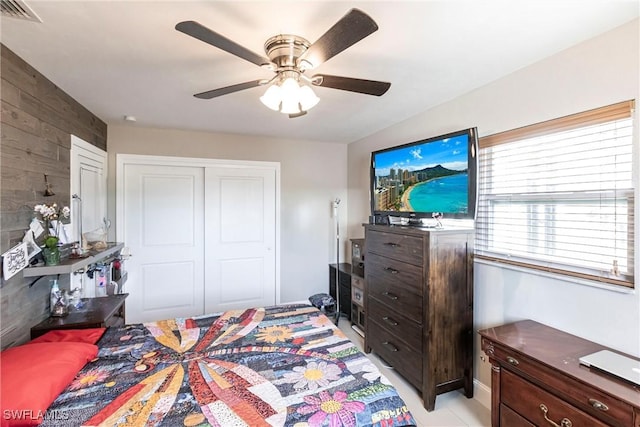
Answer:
[{"left": 363, "top": 224, "right": 474, "bottom": 412}]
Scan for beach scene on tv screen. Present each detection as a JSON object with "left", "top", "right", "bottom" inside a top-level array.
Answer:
[{"left": 373, "top": 135, "right": 469, "bottom": 214}]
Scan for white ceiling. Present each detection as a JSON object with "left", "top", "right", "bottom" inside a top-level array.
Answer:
[{"left": 1, "top": 1, "right": 638, "bottom": 143}]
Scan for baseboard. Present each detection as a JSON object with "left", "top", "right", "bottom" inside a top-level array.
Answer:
[{"left": 473, "top": 379, "right": 491, "bottom": 410}]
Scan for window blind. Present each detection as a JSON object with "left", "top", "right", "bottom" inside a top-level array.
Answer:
[{"left": 476, "top": 101, "right": 635, "bottom": 288}]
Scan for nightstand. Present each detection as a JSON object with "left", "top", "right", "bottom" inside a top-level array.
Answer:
[
  {"left": 329, "top": 263, "right": 352, "bottom": 319},
  {"left": 30, "top": 293, "right": 128, "bottom": 339}
]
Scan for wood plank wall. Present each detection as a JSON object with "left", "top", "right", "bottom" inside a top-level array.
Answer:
[{"left": 0, "top": 45, "right": 108, "bottom": 349}]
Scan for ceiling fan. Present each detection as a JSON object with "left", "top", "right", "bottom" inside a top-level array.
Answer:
[{"left": 175, "top": 8, "right": 391, "bottom": 118}]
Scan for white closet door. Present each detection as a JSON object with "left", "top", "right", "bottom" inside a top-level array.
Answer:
[
  {"left": 123, "top": 164, "right": 205, "bottom": 323},
  {"left": 204, "top": 166, "right": 277, "bottom": 313}
]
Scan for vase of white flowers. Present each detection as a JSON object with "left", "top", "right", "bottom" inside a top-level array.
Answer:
[{"left": 34, "top": 203, "right": 70, "bottom": 266}]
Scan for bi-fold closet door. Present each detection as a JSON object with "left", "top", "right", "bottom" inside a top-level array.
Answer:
[{"left": 118, "top": 156, "right": 278, "bottom": 324}]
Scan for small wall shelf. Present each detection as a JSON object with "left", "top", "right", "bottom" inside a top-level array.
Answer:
[{"left": 23, "top": 242, "right": 125, "bottom": 277}]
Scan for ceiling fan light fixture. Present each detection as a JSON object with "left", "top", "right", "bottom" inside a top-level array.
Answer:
[
  {"left": 280, "top": 77, "right": 299, "bottom": 98},
  {"left": 259, "top": 84, "right": 281, "bottom": 111},
  {"left": 281, "top": 97, "right": 301, "bottom": 115},
  {"left": 298, "top": 85, "right": 320, "bottom": 111},
  {"left": 260, "top": 75, "right": 320, "bottom": 115}
]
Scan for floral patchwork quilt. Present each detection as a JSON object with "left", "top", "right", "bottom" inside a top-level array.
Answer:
[{"left": 43, "top": 304, "right": 416, "bottom": 426}]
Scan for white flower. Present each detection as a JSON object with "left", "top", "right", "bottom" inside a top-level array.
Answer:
[
  {"left": 360, "top": 363, "right": 391, "bottom": 385},
  {"left": 34, "top": 203, "right": 71, "bottom": 239},
  {"left": 34, "top": 203, "right": 70, "bottom": 221},
  {"left": 281, "top": 360, "right": 342, "bottom": 390}
]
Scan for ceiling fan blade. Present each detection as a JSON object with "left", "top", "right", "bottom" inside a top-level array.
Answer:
[
  {"left": 176, "top": 21, "right": 271, "bottom": 67},
  {"left": 312, "top": 74, "right": 391, "bottom": 96},
  {"left": 194, "top": 80, "right": 264, "bottom": 99},
  {"left": 299, "top": 9, "right": 378, "bottom": 69}
]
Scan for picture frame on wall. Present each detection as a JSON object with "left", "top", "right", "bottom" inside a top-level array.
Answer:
[{"left": 2, "top": 242, "right": 29, "bottom": 280}]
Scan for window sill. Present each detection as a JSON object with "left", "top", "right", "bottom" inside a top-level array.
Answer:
[{"left": 474, "top": 257, "right": 635, "bottom": 294}]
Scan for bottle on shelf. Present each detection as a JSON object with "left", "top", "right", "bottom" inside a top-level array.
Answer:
[
  {"left": 50, "top": 279, "right": 68, "bottom": 317},
  {"left": 95, "top": 265, "right": 107, "bottom": 297}
]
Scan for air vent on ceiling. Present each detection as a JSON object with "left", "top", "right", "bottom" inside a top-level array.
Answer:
[{"left": 1, "top": 0, "right": 41, "bottom": 22}]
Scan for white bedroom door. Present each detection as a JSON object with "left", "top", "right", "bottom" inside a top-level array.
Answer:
[
  {"left": 204, "top": 166, "right": 277, "bottom": 313},
  {"left": 122, "top": 164, "right": 205, "bottom": 323}
]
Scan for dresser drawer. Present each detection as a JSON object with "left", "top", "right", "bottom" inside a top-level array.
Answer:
[
  {"left": 367, "top": 276, "right": 422, "bottom": 323},
  {"left": 368, "top": 297, "right": 422, "bottom": 351},
  {"left": 500, "top": 404, "right": 535, "bottom": 427},
  {"left": 366, "top": 230, "right": 423, "bottom": 266},
  {"left": 369, "top": 321, "right": 422, "bottom": 389},
  {"left": 483, "top": 338, "right": 635, "bottom": 426},
  {"left": 502, "top": 369, "right": 608, "bottom": 427},
  {"left": 366, "top": 252, "right": 423, "bottom": 293}
]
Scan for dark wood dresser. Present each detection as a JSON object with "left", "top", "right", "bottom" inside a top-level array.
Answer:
[
  {"left": 479, "top": 320, "right": 640, "bottom": 427},
  {"left": 363, "top": 224, "right": 474, "bottom": 411}
]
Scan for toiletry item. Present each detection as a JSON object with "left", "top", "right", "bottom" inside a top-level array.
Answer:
[
  {"left": 96, "top": 267, "right": 107, "bottom": 297},
  {"left": 111, "top": 259, "right": 122, "bottom": 281},
  {"left": 82, "top": 268, "right": 96, "bottom": 298},
  {"left": 50, "top": 279, "right": 60, "bottom": 315},
  {"left": 50, "top": 280, "right": 68, "bottom": 317},
  {"left": 70, "top": 287, "right": 83, "bottom": 309}
]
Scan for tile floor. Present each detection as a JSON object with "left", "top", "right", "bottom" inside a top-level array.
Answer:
[{"left": 339, "top": 319, "right": 491, "bottom": 427}]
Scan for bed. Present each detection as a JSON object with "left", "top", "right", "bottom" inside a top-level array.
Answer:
[{"left": 2, "top": 303, "right": 416, "bottom": 426}]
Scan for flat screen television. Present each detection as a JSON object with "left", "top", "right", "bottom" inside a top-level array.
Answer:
[{"left": 370, "top": 127, "right": 478, "bottom": 223}]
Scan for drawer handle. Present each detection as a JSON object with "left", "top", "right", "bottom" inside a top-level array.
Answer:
[
  {"left": 539, "top": 404, "right": 572, "bottom": 427},
  {"left": 506, "top": 356, "right": 519, "bottom": 366},
  {"left": 384, "top": 242, "right": 399, "bottom": 247},
  {"left": 588, "top": 399, "right": 609, "bottom": 412},
  {"left": 383, "top": 267, "right": 399, "bottom": 274},
  {"left": 382, "top": 341, "right": 399, "bottom": 352},
  {"left": 382, "top": 316, "right": 399, "bottom": 326},
  {"left": 382, "top": 291, "right": 399, "bottom": 300}
]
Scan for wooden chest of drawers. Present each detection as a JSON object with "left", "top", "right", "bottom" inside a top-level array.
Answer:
[
  {"left": 364, "top": 224, "right": 474, "bottom": 411},
  {"left": 479, "top": 320, "right": 640, "bottom": 427}
]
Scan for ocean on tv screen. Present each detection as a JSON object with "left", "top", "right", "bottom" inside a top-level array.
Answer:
[
  {"left": 403, "top": 173, "right": 468, "bottom": 213},
  {"left": 374, "top": 170, "right": 469, "bottom": 214}
]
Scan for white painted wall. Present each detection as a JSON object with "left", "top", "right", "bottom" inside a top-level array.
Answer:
[
  {"left": 107, "top": 126, "right": 348, "bottom": 304},
  {"left": 347, "top": 18, "right": 640, "bottom": 395}
]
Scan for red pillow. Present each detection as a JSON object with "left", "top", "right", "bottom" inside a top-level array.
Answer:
[
  {"left": 29, "top": 328, "right": 105, "bottom": 345},
  {"left": 0, "top": 342, "right": 98, "bottom": 427}
]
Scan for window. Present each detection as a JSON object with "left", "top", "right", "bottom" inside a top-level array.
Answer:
[{"left": 476, "top": 101, "right": 635, "bottom": 288}]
